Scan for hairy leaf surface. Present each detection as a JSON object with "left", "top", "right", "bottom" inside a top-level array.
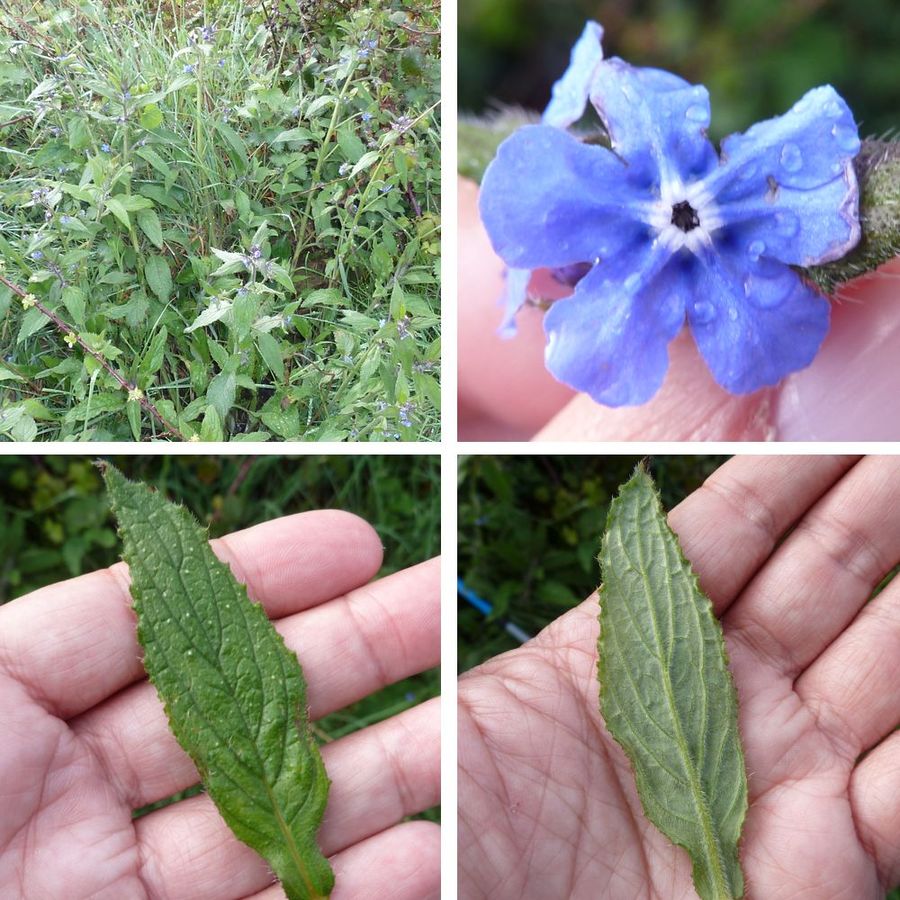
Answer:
[
  {"left": 598, "top": 467, "right": 747, "bottom": 900},
  {"left": 104, "top": 465, "right": 334, "bottom": 900}
]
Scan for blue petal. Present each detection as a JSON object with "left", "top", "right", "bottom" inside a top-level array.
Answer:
[
  {"left": 543, "top": 243, "right": 686, "bottom": 406},
  {"left": 499, "top": 267, "right": 531, "bottom": 336},
  {"left": 687, "top": 250, "right": 830, "bottom": 393},
  {"left": 480, "top": 124, "right": 647, "bottom": 270},
  {"left": 709, "top": 86, "right": 860, "bottom": 266},
  {"left": 542, "top": 21, "right": 604, "bottom": 129},
  {"left": 588, "top": 59, "right": 718, "bottom": 188}
]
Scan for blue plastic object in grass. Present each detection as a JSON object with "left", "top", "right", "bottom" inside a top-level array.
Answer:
[
  {"left": 480, "top": 21, "right": 861, "bottom": 407},
  {"left": 458, "top": 578, "right": 532, "bottom": 645}
]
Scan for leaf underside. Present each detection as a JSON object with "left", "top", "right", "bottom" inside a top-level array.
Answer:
[
  {"left": 598, "top": 466, "right": 748, "bottom": 900},
  {"left": 104, "top": 465, "right": 334, "bottom": 900}
]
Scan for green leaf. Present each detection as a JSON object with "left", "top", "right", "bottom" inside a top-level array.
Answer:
[
  {"left": 139, "top": 326, "right": 168, "bottom": 379},
  {"left": 103, "top": 466, "right": 333, "bottom": 900},
  {"left": 139, "top": 103, "right": 164, "bottom": 130},
  {"left": 144, "top": 255, "right": 172, "bottom": 302},
  {"left": 256, "top": 331, "right": 284, "bottom": 382},
  {"left": 207, "top": 366, "right": 236, "bottom": 421},
  {"left": 137, "top": 209, "right": 164, "bottom": 248},
  {"left": 17, "top": 307, "right": 50, "bottom": 344},
  {"left": 598, "top": 467, "right": 748, "bottom": 900},
  {"left": 304, "top": 288, "right": 345, "bottom": 308},
  {"left": 350, "top": 150, "right": 380, "bottom": 177},
  {"left": 104, "top": 196, "right": 131, "bottom": 228},
  {"left": 337, "top": 124, "right": 366, "bottom": 163},
  {"left": 62, "top": 286, "right": 86, "bottom": 326},
  {"left": 198, "top": 404, "right": 224, "bottom": 442},
  {"left": 185, "top": 299, "right": 232, "bottom": 333},
  {"left": 273, "top": 127, "right": 314, "bottom": 144}
]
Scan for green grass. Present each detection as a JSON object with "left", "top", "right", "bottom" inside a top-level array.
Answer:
[
  {"left": 0, "top": 454, "right": 440, "bottom": 820},
  {"left": 0, "top": 0, "right": 440, "bottom": 441},
  {"left": 458, "top": 456, "right": 727, "bottom": 672}
]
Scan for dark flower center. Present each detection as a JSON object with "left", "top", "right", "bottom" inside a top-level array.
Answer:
[{"left": 671, "top": 200, "right": 700, "bottom": 233}]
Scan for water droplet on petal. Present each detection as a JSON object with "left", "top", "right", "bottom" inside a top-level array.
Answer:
[
  {"left": 747, "top": 240, "right": 766, "bottom": 261},
  {"left": 624, "top": 272, "right": 641, "bottom": 292},
  {"left": 692, "top": 300, "right": 715, "bottom": 324},
  {"left": 779, "top": 142, "right": 803, "bottom": 172},
  {"left": 727, "top": 306, "right": 739, "bottom": 321},
  {"left": 831, "top": 123, "right": 860, "bottom": 154},
  {"left": 773, "top": 210, "right": 799, "bottom": 237},
  {"left": 685, "top": 103, "right": 707, "bottom": 123},
  {"left": 824, "top": 98, "right": 843, "bottom": 118}
]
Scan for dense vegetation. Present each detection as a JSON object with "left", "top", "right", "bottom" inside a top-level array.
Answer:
[{"left": 0, "top": 0, "right": 440, "bottom": 441}]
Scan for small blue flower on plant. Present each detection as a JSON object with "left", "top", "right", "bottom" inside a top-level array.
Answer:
[
  {"left": 361, "top": 111, "right": 373, "bottom": 123},
  {"left": 100, "top": 143, "right": 111, "bottom": 153},
  {"left": 183, "top": 63, "right": 195, "bottom": 75},
  {"left": 479, "top": 22, "right": 861, "bottom": 405}
]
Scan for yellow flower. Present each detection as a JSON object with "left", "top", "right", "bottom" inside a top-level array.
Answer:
[
  {"left": 21, "top": 292, "right": 37, "bottom": 309},
  {"left": 127, "top": 387, "right": 144, "bottom": 402},
  {"left": 64, "top": 331, "right": 78, "bottom": 347}
]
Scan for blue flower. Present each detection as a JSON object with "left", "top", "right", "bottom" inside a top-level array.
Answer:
[
  {"left": 100, "top": 143, "right": 111, "bottom": 152},
  {"left": 479, "top": 22, "right": 861, "bottom": 405},
  {"left": 30, "top": 250, "right": 43, "bottom": 260},
  {"left": 358, "top": 48, "right": 370, "bottom": 59},
  {"left": 361, "top": 111, "right": 373, "bottom": 122},
  {"left": 183, "top": 63, "right": 195, "bottom": 74}
]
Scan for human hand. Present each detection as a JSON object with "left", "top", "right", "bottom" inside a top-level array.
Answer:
[
  {"left": 458, "top": 175, "right": 900, "bottom": 441},
  {"left": 0, "top": 511, "right": 440, "bottom": 900},
  {"left": 459, "top": 456, "right": 900, "bottom": 898}
]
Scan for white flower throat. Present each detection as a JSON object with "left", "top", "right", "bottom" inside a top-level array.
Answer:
[{"left": 646, "top": 177, "right": 724, "bottom": 255}]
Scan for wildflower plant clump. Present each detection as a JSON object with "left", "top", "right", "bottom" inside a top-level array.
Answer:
[
  {"left": 0, "top": 0, "right": 439, "bottom": 441},
  {"left": 479, "top": 22, "right": 862, "bottom": 407}
]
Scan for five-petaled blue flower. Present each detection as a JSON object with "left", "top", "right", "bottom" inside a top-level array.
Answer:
[{"left": 479, "top": 22, "right": 862, "bottom": 406}]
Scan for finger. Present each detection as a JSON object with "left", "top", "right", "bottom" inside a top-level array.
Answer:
[
  {"left": 512, "top": 456, "right": 856, "bottom": 688},
  {"left": 724, "top": 455, "right": 900, "bottom": 677},
  {"left": 668, "top": 455, "right": 858, "bottom": 612},
  {"left": 134, "top": 701, "right": 440, "bottom": 900},
  {"left": 776, "top": 257, "right": 900, "bottom": 440},
  {"left": 794, "top": 575, "right": 900, "bottom": 760},
  {"left": 535, "top": 331, "right": 777, "bottom": 440},
  {"left": 245, "top": 821, "right": 440, "bottom": 900},
  {"left": 850, "top": 729, "right": 900, "bottom": 887},
  {"left": 72, "top": 559, "right": 440, "bottom": 808},
  {"left": 457, "top": 175, "right": 576, "bottom": 439},
  {"left": 0, "top": 510, "right": 384, "bottom": 719}
]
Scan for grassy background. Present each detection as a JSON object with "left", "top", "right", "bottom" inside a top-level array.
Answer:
[
  {"left": 459, "top": 0, "right": 900, "bottom": 142},
  {"left": 0, "top": 453, "right": 440, "bottom": 819},
  {"left": 458, "top": 455, "right": 726, "bottom": 672}
]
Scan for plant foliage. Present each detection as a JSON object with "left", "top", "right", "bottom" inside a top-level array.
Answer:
[
  {"left": 0, "top": 0, "right": 440, "bottom": 441},
  {"left": 105, "top": 464, "right": 334, "bottom": 898},
  {"left": 598, "top": 466, "right": 748, "bottom": 900}
]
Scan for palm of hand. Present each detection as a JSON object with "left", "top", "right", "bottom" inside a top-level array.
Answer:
[
  {"left": 460, "top": 458, "right": 899, "bottom": 900},
  {"left": 0, "top": 678, "right": 144, "bottom": 897},
  {"left": 0, "top": 513, "right": 441, "bottom": 900}
]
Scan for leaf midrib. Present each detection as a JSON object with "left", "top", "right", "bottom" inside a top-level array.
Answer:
[
  {"left": 629, "top": 503, "right": 732, "bottom": 899},
  {"left": 133, "top": 499, "right": 323, "bottom": 899}
]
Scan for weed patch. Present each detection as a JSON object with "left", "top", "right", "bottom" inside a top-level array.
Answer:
[{"left": 0, "top": 0, "right": 440, "bottom": 441}]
